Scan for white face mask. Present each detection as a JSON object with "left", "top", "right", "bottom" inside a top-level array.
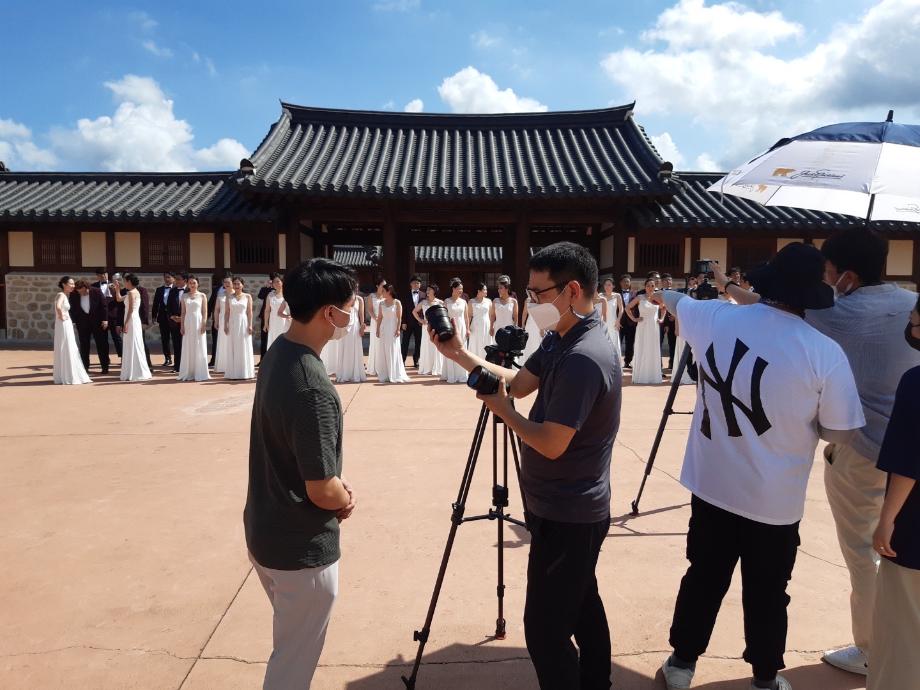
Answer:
[
  {"left": 833, "top": 274, "right": 854, "bottom": 301},
  {"left": 527, "top": 289, "right": 567, "bottom": 332},
  {"left": 326, "top": 305, "right": 351, "bottom": 340}
]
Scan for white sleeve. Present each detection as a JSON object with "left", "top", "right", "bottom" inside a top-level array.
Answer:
[
  {"left": 675, "top": 298, "right": 725, "bottom": 352},
  {"left": 817, "top": 356, "right": 866, "bottom": 431}
]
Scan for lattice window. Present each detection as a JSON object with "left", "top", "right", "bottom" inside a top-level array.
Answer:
[
  {"left": 635, "top": 237, "right": 682, "bottom": 276},
  {"left": 233, "top": 235, "right": 277, "bottom": 271},
  {"left": 34, "top": 231, "right": 79, "bottom": 268},
  {"left": 143, "top": 236, "right": 187, "bottom": 269}
]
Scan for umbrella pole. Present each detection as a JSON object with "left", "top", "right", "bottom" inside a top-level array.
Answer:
[{"left": 865, "top": 193, "right": 876, "bottom": 228}]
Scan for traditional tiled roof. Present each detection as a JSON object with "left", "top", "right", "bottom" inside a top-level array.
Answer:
[
  {"left": 333, "top": 245, "right": 521, "bottom": 267},
  {"left": 634, "top": 172, "right": 920, "bottom": 233},
  {"left": 239, "top": 103, "right": 672, "bottom": 199},
  {"left": 0, "top": 172, "right": 275, "bottom": 222}
]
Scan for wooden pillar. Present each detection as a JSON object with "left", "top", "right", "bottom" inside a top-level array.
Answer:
[
  {"left": 513, "top": 215, "right": 530, "bottom": 293},
  {"left": 286, "top": 217, "right": 301, "bottom": 269},
  {"left": 394, "top": 224, "right": 411, "bottom": 295},
  {"left": 105, "top": 230, "right": 116, "bottom": 271},
  {"left": 382, "top": 210, "right": 398, "bottom": 285},
  {"left": 0, "top": 229, "right": 8, "bottom": 330},
  {"left": 612, "top": 226, "right": 629, "bottom": 279},
  {"left": 913, "top": 237, "right": 920, "bottom": 286}
]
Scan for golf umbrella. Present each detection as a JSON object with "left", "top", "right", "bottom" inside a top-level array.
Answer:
[{"left": 708, "top": 111, "right": 920, "bottom": 223}]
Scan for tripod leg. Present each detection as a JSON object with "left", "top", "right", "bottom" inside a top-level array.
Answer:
[
  {"left": 494, "top": 416, "right": 509, "bottom": 640},
  {"left": 630, "top": 346, "right": 692, "bottom": 516},
  {"left": 402, "top": 405, "right": 490, "bottom": 689}
]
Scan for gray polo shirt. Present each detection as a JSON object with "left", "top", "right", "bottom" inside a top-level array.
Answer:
[
  {"left": 806, "top": 284, "right": 920, "bottom": 461},
  {"left": 522, "top": 310, "right": 621, "bottom": 523}
]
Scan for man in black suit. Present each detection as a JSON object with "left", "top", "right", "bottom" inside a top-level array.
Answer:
[
  {"left": 208, "top": 273, "right": 232, "bottom": 366},
  {"left": 256, "top": 273, "right": 277, "bottom": 362},
  {"left": 617, "top": 274, "right": 637, "bottom": 369},
  {"left": 166, "top": 273, "right": 188, "bottom": 372},
  {"left": 92, "top": 268, "right": 123, "bottom": 359},
  {"left": 660, "top": 273, "right": 678, "bottom": 371},
  {"left": 151, "top": 272, "right": 176, "bottom": 367},
  {"left": 401, "top": 275, "right": 424, "bottom": 367},
  {"left": 69, "top": 279, "right": 110, "bottom": 373}
]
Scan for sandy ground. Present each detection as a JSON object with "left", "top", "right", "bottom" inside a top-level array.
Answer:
[{"left": 0, "top": 349, "right": 867, "bottom": 690}]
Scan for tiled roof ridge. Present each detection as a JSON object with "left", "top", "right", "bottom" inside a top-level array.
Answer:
[{"left": 0, "top": 171, "right": 236, "bottom": 182}]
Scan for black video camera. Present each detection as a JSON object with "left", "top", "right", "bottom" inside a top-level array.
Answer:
[
  {"left": 692, "top": 259, "right": 720, "bottom": 301},
  {"left": 484, "top": 326, "right": 528, "bottom": 366}
]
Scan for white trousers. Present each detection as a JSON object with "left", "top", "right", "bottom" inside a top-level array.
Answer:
[
  {"left": 823, "top": 443, "right": 887, "bottom": 656},
  {"left": 868, "top": 559, "right": 920, "bottom": 690},
  {"left": 250, "top": 554, "right": 339, "bottom": 690}
]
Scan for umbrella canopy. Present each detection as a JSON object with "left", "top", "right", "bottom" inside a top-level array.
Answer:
[{"left": 709, "top": 112, "right": 920, "bottom": 223}]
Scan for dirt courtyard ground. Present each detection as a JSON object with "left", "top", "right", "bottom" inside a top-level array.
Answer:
[{"left": 0, "top": 349, "right": 867, "bottom": 689}]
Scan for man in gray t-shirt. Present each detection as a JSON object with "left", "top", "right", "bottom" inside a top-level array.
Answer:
[
  {"left": 433, "top": 242, "right": 620, "bottom": 689},
  {"left": 243, "top": 258, "right": 358, "bottom": 689}
]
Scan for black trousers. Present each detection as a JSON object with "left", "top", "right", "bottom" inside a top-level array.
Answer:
[
  {"left": 401, "top": 320, "right": 423, "bottom": 365},
  {"left": 259, "top": 319, "right": 267, "bottom": 358},
  {"left": 524, "top": 514, "right": 611, "bottom": 690},
  {"left": 669, "top": 495, "right": 800, "bottom": 681},
  {"left": 209, "top": 327, "right": 218, "bottom": 365},
  {"left": 169, "top": 324, "right": 183, "bottom": 372},
  {"left": 660, "top": 324, "right": 677, "bottom": 370},
  {"left": 157, "top": 319, "right": 172, "bottom": 360},
  {"left": 620, "top": 322, "right": 636, "bottom": 366},
  {"left": 76, "top": 323, "right": 110, "bottom": 371},
  {"left": 106, "top": 324, "right": 123, "bottom": 358}
]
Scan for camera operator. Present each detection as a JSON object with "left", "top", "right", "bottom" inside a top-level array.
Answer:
[
  {"left": 650, "top": 242, "right": 865, "bottom": 690},
  {"left": 430, "top": 241, "right": 621, "bottom": 690}
]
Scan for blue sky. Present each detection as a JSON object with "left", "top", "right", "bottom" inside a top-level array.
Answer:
[{"left": 2, "top": 0, "right": 916, "bottom": 173}]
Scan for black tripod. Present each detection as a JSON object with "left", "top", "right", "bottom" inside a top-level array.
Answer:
[
  {"left": 402, "top": 380, "right": 528, "bottom": 689},
  {"left": 630, "top": 345, "right": 694, "bottom": 516}
]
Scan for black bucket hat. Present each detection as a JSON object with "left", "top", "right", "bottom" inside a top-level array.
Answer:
[{"left": 747, "top": 242, "right": 834, "bottom": 311}]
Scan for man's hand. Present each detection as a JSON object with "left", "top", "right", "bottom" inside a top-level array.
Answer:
[
  {"left": 873, "top": 519, "right": 897, "bottom": 558},
  {"left": 101, "top": 320, "right": 109, "bottom": 330},
  {"left": 401, "top": 323, "right": 407, "bottom": 331},
  {"left": 711, "top": 261, "right": 730, "bottom": 290},
  {"left": 337, "top": 478, "right": 356, "bottom": 522},
  {"left": 477, "top": 378, "right": 513, "bottom": 418}
]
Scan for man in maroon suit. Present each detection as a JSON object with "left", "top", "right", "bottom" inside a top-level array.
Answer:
[{"left": 70, "top": 279, "right": 110, "bottom": 373}]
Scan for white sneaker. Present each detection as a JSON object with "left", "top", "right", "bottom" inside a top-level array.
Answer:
[
  {"left": 821, "top": 645, "right": 868, "bottom": 676},
  {"left": 749, "top": 675, "right": 791, "bottom": 690},
  {"left": 661, "top": 656, "right": 694, "bottom": 689}
]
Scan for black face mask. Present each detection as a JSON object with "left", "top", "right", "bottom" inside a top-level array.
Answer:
[{"left": 906, "top": 322, "right": 920, "bottom": 352}]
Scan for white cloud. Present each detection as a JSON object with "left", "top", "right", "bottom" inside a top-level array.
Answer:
[
  {"left": 472, "top": 30, "right": 500, "bottom": 48},
  {"left": 0, "top": 75, "right": 247, "bottom": 172},
  {"left": 372, "top": 0, "right": 420, "bottom": 11},
  {"left": 650, "top": 132, "right": 685, "bottom": 167},
  {"left": 437, "top": 66, "right": 547, "bottom": 113},
  {"left": 404, "top": 98, "right": 424, "bottom": 113},
  {"left": 601, "top": 0, "right": 920, "bottom": 166},
  {"left": 694, "top": 153, "right": 720, "bottom": 171},
  {"left": 192, "top": 52, "right": 218, "bottom": 76},
  {"left": 129, "top": 11, "right": 158, "bottom": 32},
  {"left": 381, "top": 100, "right": 396, "bottom": 110},
  {"left": 142, "top": 39, "right": 173, "bottom": 58}
]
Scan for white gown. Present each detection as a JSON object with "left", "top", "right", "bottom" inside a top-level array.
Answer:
[
  {"left": 522, "top": 309, "right": 541, "bottom": 362},
  {"left": 603, "top": 294, "right": 623, "bottom": 361},
  {"left": 366, "top": 295, "right": 383, "bottom": 376},
  {"left": 225, "top": 294, "right": 255, "bottom": 380},
  {"left": 417, "top": 300, "right": 444, "bottom": 376},
  {"left": 53, "top": 294, "right": 91, "bottom": 385},
  {"left": 467, "top": 298, "right": 493, "bottom": 359},
  {"left": 631, "top": 298, "right": 663, "bottom": 384},
  {"left": 265, "top": 293, "right": 290, "bottom": 350},
  {"left": 178, "top": 293, "right": 210, "bottom": 381},
  {"left": 441, "top": 298, "right": 468, "bottom": 384},
  {"left": 320, "top": 339, "right": 338, "bottom": 376},
  {"left": 493, "top": 298, "right": 516, "bottom": 331},
  {"left": 375, "top": 301, "right": 410, "bottom": 383},
  {"left": 335, "top": 304, "right": 366, "bottom": 383},
  {"left": 120, "top": 289, "right": 152, "bottom": 382},
  {"left": 214, "top": 298, "right": 230, "bottom": 373}
]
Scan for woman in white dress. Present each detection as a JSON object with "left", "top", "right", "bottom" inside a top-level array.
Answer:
[
  {"left": 52, "top": 276, "right": 91, "bottom": 385},
  {"left": 623, "top": 278, "right": 663, "bottom": 384},
  {"left": 600, "top": 278, "right": 624, "bottom": 362},
  {"left": 335, "top": 296, "right": 366, "bottom": 383},
  {"left": 264, "top": 275, "right": 291, "bottom": 350},
  {"left": 441, "top": 278, "right": 469, "bottom": 384},
  {"left": 365, "top": 277, "right": 387, "bottom": 377},
  {"left": 521, "top": 297, "right": 542, "bottom": 362},
  {"left": 177, "top": 275, "right": 210, "bottom": 382},
  {"left": 224, "top": 278, "right": 255, "bottom": 380},
  {"left": 413, "top": 284, "right": 444, "bottom": 376},
  {"left": 467, "top": 283, "right": 493, "bottom": 359},
  {"left": 213, "top": 277, "right": 233, "bottom": 373},
  {"left": 490, "top": 277, "right": 518, "bottom": 336},
  {"left": 112, "top": 273, "right": 152, "bottom": 382},
  {"left": 375, "top": 284, "right": 410, "bottom": 383}
]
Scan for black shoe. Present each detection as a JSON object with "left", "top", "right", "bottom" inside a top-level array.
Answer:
[
  {"left": 101, "top": 368, "right": 109, "bottom": 374},
  {"left": 623, "top": 364, "right": 632, "bottom": 370},
  {"left": 163, "top": 359, "right": 172, "bottom": 367}
]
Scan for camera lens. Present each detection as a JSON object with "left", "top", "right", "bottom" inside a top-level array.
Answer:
[
  {"left": 467, "top": 366, "right": 500, "bottom": 395},
  {"left": 425, "top": 305, "right": 455, "bottom": 342}
]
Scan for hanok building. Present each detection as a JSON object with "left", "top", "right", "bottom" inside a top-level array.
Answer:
[{"left": 1, "top": 103, "right": 918, "bottom": 341}]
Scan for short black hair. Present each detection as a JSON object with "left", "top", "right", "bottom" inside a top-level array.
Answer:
[
  {"left": 449, "top": 277, "right": 463, "bottom": 289},
  {"left": 268, "top": 272, "right": 280, "bottom": 280},
  {"left": 427, "top": 284, "right": 440, "bottom": 297},
  {"left": 94, "top": 267, "right": 106, "bottom": 275},
  {"left": 661, "top": 273, "right": 673, "bottom": 280},
  {"left": 123, "top": 272, "right": 139, "bottom": 287},
  {"left": 619, "top": 273, "right": 631, "bottom": 282},
  {"left": 284, "top": 258, "right": 357, "bottom": 323},
  {"left": 178, "top": 272, "right": 189, "bottom": 281},
  {"left": 410, "top": 275, "right": 422, "bottom": 283},
  {"left": 58, "top": 275, "right": 72, "bottom": 289},
  {"left": 475, "top": 282, "right": 487, "bottom": 293},
  {"left": 529, "top": 241, "right": 598, "bottom": 294},
  {"left": 163, "top": 271, "right": 175, "bottom": 278},
  {"left": 646, "top": 270, "right": 660, "bottom": 279},
  {"left": 729, "top": 267, "right": 742, "bottom": 276},
  {"left": 821, "top": 228, "right": 888, "bottom": 284}
]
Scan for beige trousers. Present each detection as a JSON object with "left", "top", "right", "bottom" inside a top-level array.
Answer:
[
  {"left": 868, "top": 559, "right": 920, "bottom": 690},
  {"left": 824, "top": 443, "right": 887, "bottom": 656},
  {"left": 250, "top": 554, "right": 339, "bottom": 690}
]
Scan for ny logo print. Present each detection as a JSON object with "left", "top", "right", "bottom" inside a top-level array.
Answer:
[{"left": 699, "top": 339, "right": 772, "bottom": 439}]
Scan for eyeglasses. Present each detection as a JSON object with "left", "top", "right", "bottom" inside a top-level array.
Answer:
[{"left": 525, "top": 283, "right": 566, "bottom": 303}]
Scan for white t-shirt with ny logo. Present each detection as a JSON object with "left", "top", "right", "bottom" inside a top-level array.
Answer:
[{"left": 676, "top": 299, "right": 865, "bottom": 525}]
